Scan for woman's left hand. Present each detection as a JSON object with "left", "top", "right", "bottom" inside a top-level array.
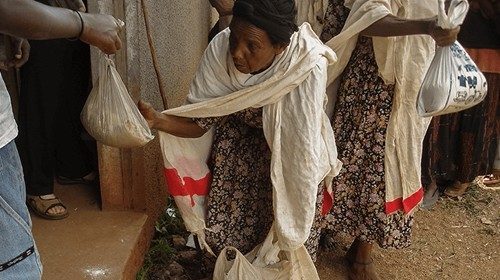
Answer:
[{"left": 428, "top": 20, "right": 460, "bottom": 46}]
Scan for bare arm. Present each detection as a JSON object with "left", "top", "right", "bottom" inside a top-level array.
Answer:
[
  {"left": 209, "top": 0, "right": 234, "bottom": 30},
  {"left": 138, "top": 100, "right": 208, "bottom": 138},
  {"left": 0, "top": 0, "right": 122, "bottom": 54},
  {"left": 209, "top": 0, "right": 234, "bottom": 16},
  {"left": 361, "top": 15, "right": 460, "bottom": 46}
]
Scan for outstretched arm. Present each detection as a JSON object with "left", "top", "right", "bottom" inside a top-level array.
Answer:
[
  {"left": 138, "top": 101, "right": 208, "bottom": 138},
  {"left": 361, "top": 15, "right": 460, "bottom": 46},
  {"left": 0, "top": 0, "right": 122, "bottom": 54}
]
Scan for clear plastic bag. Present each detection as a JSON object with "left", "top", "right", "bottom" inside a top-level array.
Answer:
[
  {"left": 81, "top": 55, "right": 154, "bottom": 148},
  {"left": 416, "top": 0, "right": 488, "bottom": 117}
]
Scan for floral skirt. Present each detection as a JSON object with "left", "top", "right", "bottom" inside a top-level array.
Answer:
[{"left": 323, "top": 36, "right": 414, "bottom": 249}]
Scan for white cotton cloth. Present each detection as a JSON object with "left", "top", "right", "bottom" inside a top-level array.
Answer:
[
  {"left": 325, "top": 0, "right": 440, "bottom": 214},
  {"left": 160, "top": 23, "right": 342, "bottom": 252}
]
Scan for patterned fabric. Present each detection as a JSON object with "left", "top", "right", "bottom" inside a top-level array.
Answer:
[
  {"left": 422, "top": 73, "right": 500, "bottom": 187},
  {"left": 320, "top": 0, "right": 414, "bottom": 248},
  {"left": 195, "top": 108, "right": 325, "bottom": 260}
]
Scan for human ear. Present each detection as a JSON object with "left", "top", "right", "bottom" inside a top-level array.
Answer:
[{"left": 274, "top": 42, "right": 288, "bottom": 55}]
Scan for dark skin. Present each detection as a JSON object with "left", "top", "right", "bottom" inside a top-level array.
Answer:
[
  {"left": 138, "top": 17, "right": 287, "bottom": 137},
  {"left": 0, "top": 0, "right": 123, "bottom": 65}
]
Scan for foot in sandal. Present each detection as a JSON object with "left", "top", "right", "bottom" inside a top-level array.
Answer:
[{"left": 27, "top": 194, "right": 68, "bottom": 220}]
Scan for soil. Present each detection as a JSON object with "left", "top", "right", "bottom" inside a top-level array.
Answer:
[
  {"left": 140, "top": 184, "right": 500, "bottom": 280},
  {"left": 317, "top": 184, "right": 500, "bottom": 280}
]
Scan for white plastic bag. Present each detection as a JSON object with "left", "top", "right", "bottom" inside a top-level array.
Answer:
[
  {"left": 81, "top": 55, "right": 154, "bottom": 148},
  {"left": 213, "top": 226, "right": 319, "bottom": 280},
  {"left": 416, "top": 0, "right": 488, "bottom": 117}
]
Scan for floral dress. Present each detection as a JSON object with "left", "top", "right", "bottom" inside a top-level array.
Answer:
[
  {"left": 195, "top": 108, "right": 324, "bottom": 260},
  {"left": 320, "top": 0, "right": 414, "bottom": 249}
]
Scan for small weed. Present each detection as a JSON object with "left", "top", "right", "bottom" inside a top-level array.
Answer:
[{"left": 137, "top": 200, "right": 186, "bottom": 279}]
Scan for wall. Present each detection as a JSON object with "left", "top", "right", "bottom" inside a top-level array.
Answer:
[{"left": 87, "top": 0, "right": 212, "bottom": 217}]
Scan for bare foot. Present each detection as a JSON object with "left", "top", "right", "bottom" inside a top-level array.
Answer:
[
  {"left": 348, "top": 261, "right": 381, "bottom": 280},
  {"left": 347, "top": 240, "right": 379, "bottom": 280},
  {"left": 444, "top": 181, "right": 469, "bottom": 197}
]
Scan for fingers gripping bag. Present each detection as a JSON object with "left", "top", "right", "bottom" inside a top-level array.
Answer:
[
  {"left": 81, "top": 55, "right": 154, "bottom": 148},
  {"left": 417, "top": 0, "right": 488, "bottom": 117}
]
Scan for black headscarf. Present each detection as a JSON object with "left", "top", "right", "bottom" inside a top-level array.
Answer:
[{"left": 233, "top": 0, "right": 298, "bottom": 45}]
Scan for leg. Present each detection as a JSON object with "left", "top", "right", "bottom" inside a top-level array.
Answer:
[
  {"left": 17, "top": 39, "right": 68, "bottom": 218},
  {"left": 54, "top": 40, "right": 93, "bottom": 181},
  {"left": 0, "top": 141, "right": 42, "bottom": 279}
]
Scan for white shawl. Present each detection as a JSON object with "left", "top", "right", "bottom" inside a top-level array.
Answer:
[
  {"left": 325, "top": 0, "right": 439, "bottom": 214},
  {"left": 160, "top": 23, "right": 341, "bottom": 252}
]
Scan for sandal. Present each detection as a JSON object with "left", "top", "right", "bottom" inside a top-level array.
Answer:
[
  {"left": 444, "top": 181, "right": 470, "bottom": 198},
  {"left": 482, "top": 173, "right": 500, "bottom": 186},
  {"left": 27, "top": 195, "right": 69, "bottom": 220}
]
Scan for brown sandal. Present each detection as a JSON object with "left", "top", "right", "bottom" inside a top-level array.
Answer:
[{"left": 27, "top": 195, "right": 69, "bottom": 220}]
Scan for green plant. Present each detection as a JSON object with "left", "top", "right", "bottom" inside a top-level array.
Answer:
[{"left": 137, "top": 201, "right": 186, "bottom": 279}]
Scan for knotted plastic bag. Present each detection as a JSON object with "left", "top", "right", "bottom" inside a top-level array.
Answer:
[
  {"left": 416, "top": 0, "right": 488, "bottom": 117},
  {"left": 213, "top": 225, "right": 319, "bottom": 280},
  {"left": 81, "top": 55, "right": 154, "bottom": 148}
]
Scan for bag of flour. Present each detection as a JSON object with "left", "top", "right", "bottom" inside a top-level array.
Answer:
[
  {"left": 416, "top": 0, "right": 488, "bottom": 117},
  {"left": 81, "top": 55, "right": 154, "bottom": 148}
]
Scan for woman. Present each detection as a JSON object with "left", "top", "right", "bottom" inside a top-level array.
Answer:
[
  {"left": 422, "top": 0, "right": 500, "bottom": 202},
  {"left": 139, "top": 0, "right": 340, "bottom": 267},
  {"left": 319, "top": 0, "right": 459, "bottom": 279}
]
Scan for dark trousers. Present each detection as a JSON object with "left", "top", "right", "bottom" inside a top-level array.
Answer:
[{"left": 16, "top": 39, "right": 93, "bottom": 196}]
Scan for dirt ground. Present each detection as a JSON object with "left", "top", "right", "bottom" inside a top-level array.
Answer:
[
  {"left": 317, "top": 184, "right": 500, "bottom": 280},
  {"left": 139, "top": 184, "right": 499, "bottom": 280}
]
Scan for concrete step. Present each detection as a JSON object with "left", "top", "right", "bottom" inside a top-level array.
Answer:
[{"left": 31, "top": 183, "right": 148, "bottom": 280}]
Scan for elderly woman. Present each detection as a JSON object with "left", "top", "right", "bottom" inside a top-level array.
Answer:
[
  {"left": 318, "top": 0, "right": 460, "bottom": 279},
  {"left": 139, "top": 0, "right": 340, "bottom": 266}
]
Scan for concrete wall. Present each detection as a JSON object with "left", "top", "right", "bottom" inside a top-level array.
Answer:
[{"left": 88, "top": 0, "right": 212, "bottom": 217}]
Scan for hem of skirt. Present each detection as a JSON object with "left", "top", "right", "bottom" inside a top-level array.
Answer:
[{"left": 385, "top": 187, "right": 423, "bottom": 215}]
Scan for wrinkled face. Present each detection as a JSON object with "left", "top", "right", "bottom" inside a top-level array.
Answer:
[{"left": 229, "top": 17, "right": 286, "bottom": 74}]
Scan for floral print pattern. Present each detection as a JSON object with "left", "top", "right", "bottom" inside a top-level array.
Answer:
[
  {"left": 195, "top": 108, "right": 325, "bottom": 260},
  {"left": 320, "top": 0, "right": 414, "bottom": 249}
]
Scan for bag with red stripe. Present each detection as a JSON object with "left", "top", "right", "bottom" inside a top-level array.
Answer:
[{"left": 159, "top": 130, "right": 215, "bottom": 254}]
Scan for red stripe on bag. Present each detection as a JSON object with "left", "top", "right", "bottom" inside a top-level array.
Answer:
[
  {"left": 321, "top": 188, "right": 333, "bottom": 216},
  {"left": 385, "top": 187, "right": 424, "bottom": 215},
  {"left": 163, "top": 168, "right": 211, "bottom": 206}
]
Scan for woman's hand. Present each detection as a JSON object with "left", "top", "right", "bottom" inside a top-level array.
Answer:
[
  {"left": 138, "top": 100, "right": 161, "bottom": 129},
  {"left": 428, "top": 19, "right": 460, "bottom": 47}
]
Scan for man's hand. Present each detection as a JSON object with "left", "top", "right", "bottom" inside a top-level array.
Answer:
[
  {"left": 48, "top": 0, "right": 86, "bottom": 12},
  {"left": 80, "top": 13, "right": 123, "bottom": 54},
  {"left": 0, "top": 37, "right": 30, "bottom": 70}
]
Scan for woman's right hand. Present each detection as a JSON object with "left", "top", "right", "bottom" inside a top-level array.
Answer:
[
  {"left": 138, "top": 100, "right": 160, "bottom": 129},
  {"left": 428, "top": 19, "right": 460, "bottom": 47},
  {"left": 80, "top": 13, "right": 123, "bottom": 54}
]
